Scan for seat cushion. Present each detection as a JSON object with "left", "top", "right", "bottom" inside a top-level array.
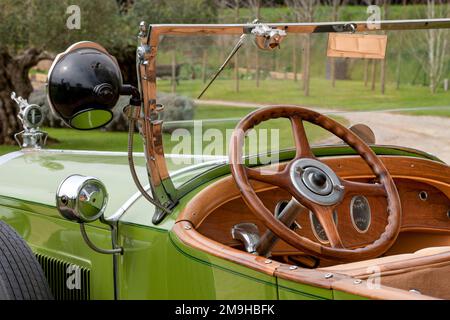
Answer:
[
  {"left": 319, "top": 246, "right": 450, "bottom": 299},
  {"left": 319, "top": 246, "right": 450, "bottom": 277}
]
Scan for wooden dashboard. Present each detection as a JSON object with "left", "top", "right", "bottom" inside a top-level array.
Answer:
[
  {"left": 178, "top": 156, "right": 450, "bottom": 261},
  {"left": 197, "top": 178, "right": 450, "bottom": 251}
]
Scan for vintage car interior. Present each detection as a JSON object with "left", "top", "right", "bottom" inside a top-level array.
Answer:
[
  {"left": 15, "top": 19, "right": 446, "bottom": 300},
  {"left": 174, "top": 106, "right": 450, "bottom": 300}
]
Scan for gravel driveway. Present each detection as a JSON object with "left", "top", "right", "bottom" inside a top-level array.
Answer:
[
  {"left": 196, "top": 99, "right": 450, "bottom": 164},
  {"left": 342, "top": 111, "right": 450, "bottom": 164}
]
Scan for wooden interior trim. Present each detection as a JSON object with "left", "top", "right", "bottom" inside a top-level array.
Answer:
[
  {"left": 177, "top": 181, "right": 277, "bottom": 228},
  {"left": 173, "top": 221, "right": 439, "bottom": 299},
  {"left": 177, "top": 156, "right": 450, "bottom": 227},
  {"left": 229, "top": 106, "right": 403, "bottom": 261},
  {"left": 372, "top": 260, "right": 450, "bottom": 279},
  {"left": 174, "top": 155, "right": 449, "bottom": 299},
  {"left": 330, "top": 278, "right": 437, "bottom": 300},
  {"left": 173, "top": 221, "right": 282, "bottom": 277},
  {"left": 173, "top": 220, "right": 349, "bottom": 289},
  {"left": 320, "top": 250, "right": 450, "bottom": 278}
]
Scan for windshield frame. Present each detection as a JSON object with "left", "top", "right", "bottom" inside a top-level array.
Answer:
[{"left": 135, "top": 19, "right": 450, "bottom": 220}]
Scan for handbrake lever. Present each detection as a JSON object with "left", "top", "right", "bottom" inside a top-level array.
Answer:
[{"left": 257, "top": 198, "right": 307, "bottom": 257}]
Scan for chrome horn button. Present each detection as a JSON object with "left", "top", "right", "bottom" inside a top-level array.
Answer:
[
  {"left": 301, "top": 167, "right": 333, "bottom": 196},
  {"left": 290, "top": 158, "right": 344, "bottom": 206}
]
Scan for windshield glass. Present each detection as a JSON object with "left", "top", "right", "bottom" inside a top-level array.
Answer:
[{"left": 156, "top": 29, "right": 449, "bottom": 188}]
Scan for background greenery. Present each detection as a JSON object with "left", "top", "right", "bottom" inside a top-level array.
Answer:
[
  {"left": 0, "top": 1, "right": 448, "bottom": 156},
  {"left": 0, "top": 105, "right": 343, "bottom": 156}
]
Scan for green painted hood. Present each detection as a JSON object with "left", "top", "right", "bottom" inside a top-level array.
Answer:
[
  {"left": 0, "top": 145, "right": 441, "bottom": 229},
  {"left": 0, "top": 149, "right": 149, "bottom": 221}
]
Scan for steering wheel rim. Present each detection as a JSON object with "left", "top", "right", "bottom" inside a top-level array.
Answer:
[{"left": 229, "top": 105, "right": 402, "bottom": 262}]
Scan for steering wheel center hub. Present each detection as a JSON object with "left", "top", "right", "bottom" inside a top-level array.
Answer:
[
  {"left": 290, "top": 158, "right": 344, "bottom": 205},
  {"left": 302, "top": 167, "right": 333, "bottom": 195}
]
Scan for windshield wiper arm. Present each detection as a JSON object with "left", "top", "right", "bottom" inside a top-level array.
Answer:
[{"left": 197, "top": 33, "right": 248, "bottom": 99}]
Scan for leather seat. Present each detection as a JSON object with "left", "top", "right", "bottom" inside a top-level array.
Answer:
[
  {"left": 319, "top": 246, "right": 450, "bottom": 299},
  {"left": 319, "top": 246, "right": 450, "bottom": 277}
]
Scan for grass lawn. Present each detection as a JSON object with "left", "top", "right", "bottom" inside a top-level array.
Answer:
[
  {"left": 0, "top": 105, "right": 344, "bottom": 156},
  {"left": 158, "top": 78, "right": 450, "bottom": 116}
]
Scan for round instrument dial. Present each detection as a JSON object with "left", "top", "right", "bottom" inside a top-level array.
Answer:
[
  {"left": 309, "top": 210, "right": 338, "bottom": 244},
  {"left": 350, "top": 195, "right": 371, "bottom": 233},
  {"left": 24, "top": 105, "right": 44, "bottom": 128}
]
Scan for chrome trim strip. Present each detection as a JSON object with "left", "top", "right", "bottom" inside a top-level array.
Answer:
[
  {"left": 107, "top": 185, "right": 152, "bottom": 222},
  {"left": 107, "top": 159, "right": 227, "bottom": 222},
  {"left": 11, "top": 143, "right": 441, "bottom": 163},
  {"left": 36, "top": 148, "right": 227, "bottom": 161},
  {"left": 0, "top": 151, "right": 24, "bottom": 166},
  {"left": 35, "top": 149, "right": 145, "bottom": 157},
  {"left": 166, "top": 154, "right": 227, "bottom": 161},
  {"left": 148, "top": 18, "right": 450, "bottom": 30}
]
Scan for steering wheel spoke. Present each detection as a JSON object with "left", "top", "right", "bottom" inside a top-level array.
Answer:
[
  {"left": 341, "top": 179, "right": 387, "bottom": 197},
  {"left": 246, "top": 166, "right": 289, "bottom": 188},
  {"left": 290, "top": 116, "right": 314, "bottom": 159},
  {"left": 311, "top": 205, "right": 344, "bottom": 248},
  {"left": 230, "top": 105, "right": 401, "bottom": 262}
]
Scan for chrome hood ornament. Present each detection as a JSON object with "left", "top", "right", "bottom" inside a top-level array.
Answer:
[{"left": 11, "top": 92, "right": 48, "bottom": 149}]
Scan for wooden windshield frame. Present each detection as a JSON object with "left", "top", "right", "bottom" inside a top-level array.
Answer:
[{"left": 135, "top": 19, "right": 450, "bottom": 222}]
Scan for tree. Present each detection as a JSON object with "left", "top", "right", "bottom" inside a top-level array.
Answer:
[
  {"left": 395, "top": 0, "right": 408, "bottom": 90},
  {"left": 403, "top": 0, "right": 450, "bottom": 94},
  {"left": 284, "top": 11, "right": 300, "bottom": 83},
  {"left": 0, "top": 49, "right": 53, "bottom": 144},
  {"left": 363, "top": 59, "right": 369, "bottom": 87},
  {"left": 379, "top": 0, "right": 390, "bottom": 95},
  {"left": 246, "top": 0, "right": 262, "bottom": 87},
  {"left": 0, "top": 0, "right": 122, "bottom": 145},
  {"left": 218, "top": 0, "right": 242, "bottom": 92},
  {"left": 324, "top": 0, "right": 348, "bottom": 88},
  {"left": 371, "top": 60, "right": 377, "bottom": 91},
  {"left": 424, "top": 0, "right": 448, "bottom": 93},
  {"left": 0, "top": 0, "right": 218, "bottom": 143},
  {"left": 362, "top": 0, "right": 389, "bottom": 94},
  {"left": 285, "top": 0, "right": 318, "bottom": 97},
  {"left": 407, "top": 0, "right": 448, "bottom": 93}
]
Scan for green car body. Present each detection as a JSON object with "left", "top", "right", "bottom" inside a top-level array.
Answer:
[
  {"left": 0, "top": 146, "right": 439, "bottom": 300},
  {"left": 3, "top": 18, "right": 449, "bottom": 300}
]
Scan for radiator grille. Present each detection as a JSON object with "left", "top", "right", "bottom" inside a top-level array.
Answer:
[{"left": 36, "top": 253, "right": 90, "bottom": 300}]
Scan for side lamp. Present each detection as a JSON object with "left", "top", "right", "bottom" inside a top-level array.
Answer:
[
  {"left": 56, "top": 174, "right": 122, "bottom": 255},
  {"left": 47, "top": 41, "right": 140, "bottom": 130}
]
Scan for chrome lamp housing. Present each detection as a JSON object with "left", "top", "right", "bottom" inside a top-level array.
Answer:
[{"left": 56, "top": 174, "right": 108, "bottom": 223}]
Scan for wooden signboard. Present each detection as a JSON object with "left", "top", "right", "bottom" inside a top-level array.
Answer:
[{"left": 327, "top": 33, "right": 388, "bottom": 59}]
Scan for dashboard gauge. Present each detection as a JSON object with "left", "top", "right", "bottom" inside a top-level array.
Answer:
[
  {"left": 350, "top": 195, "right": 371, "bottom": 233},
  {"left": 309, "top": 210, "right": 338, "bottom": 244}
]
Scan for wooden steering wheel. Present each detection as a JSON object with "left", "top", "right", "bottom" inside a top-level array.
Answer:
[{"left": 229, "top": 106, "right": 402, "bottom": 262}]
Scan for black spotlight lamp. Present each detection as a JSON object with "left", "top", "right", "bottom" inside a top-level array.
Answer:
[{"left": 47, "top": 41, "right": 140, "bottom": 130}]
